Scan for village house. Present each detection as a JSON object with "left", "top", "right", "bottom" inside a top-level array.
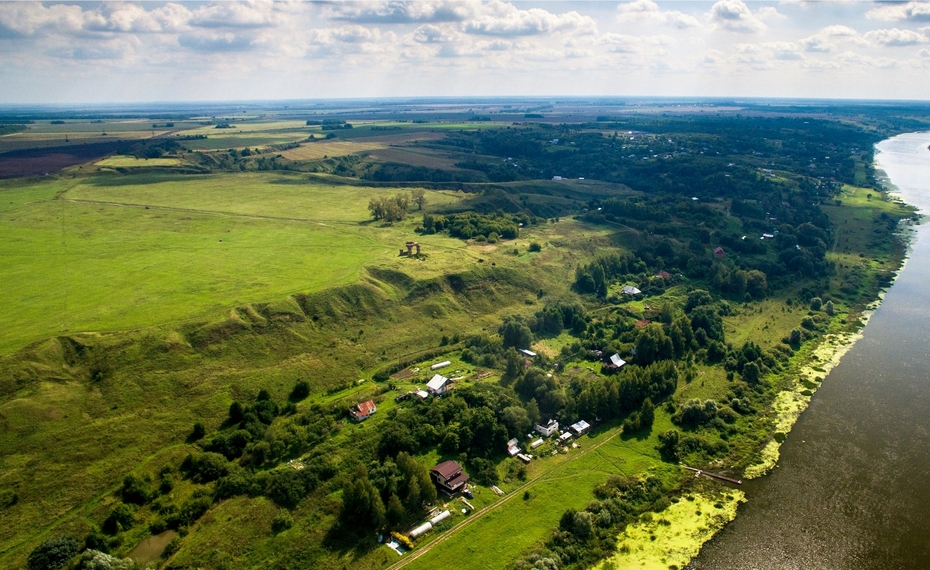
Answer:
[
  {"left": 621, "top": 285, "right": 642, "bottom": 296},
  {"left": 427, "top": 374, "right": 452, "bottom": 396},
  {"left": 535, "top": 419, "right": 559, "bottom": 437},
  {"left": 603, "top": 353, "right": 626, "bottom": 374},
  {"left": 714, "top": 246, "right": 726, "bottom": 259},
  {"left": 430, "top": 460, "right": 469, "bottom": 495},
  {"left": 570, "top": 420, "right": 591, "bottom": 435},
  {"left": 349, "top": 400, "right": 377, "bottom": 422}
]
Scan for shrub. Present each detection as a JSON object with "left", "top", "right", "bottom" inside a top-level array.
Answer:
[
  {"left": 169, "top": 496, "right": 211, "bottom": 529},
  {"left": 120, "top": 474, "right": 154, "bottom": 505},
  {"left": 103, "top": 503, "right": 136, "bottom": 534},
  {"left": 78, "top": 549, "right": 135, "bottom": 570},
  {"left": 181, "top": 452, "right": 229, "bottom": 483},
  {"left": 810, "top": 297, "right": 822, "bottom": 311},
  {"left": 289, "top": 380, "right": 311, "bottom": 401},
  {"left": 189, "top": 422, "right": 206, "bottom": 441},
  {"left": 272, "top": 511, "right": 294, "bottom": 534},
  {"left": 161, "top": 536, "right": 181, "bottom": 558},
  {"left": 27, "top": 536, "right": 81, "bottom": 570},
  {"left": 528, "top": 242, "right": 542, "bottom": 252}
]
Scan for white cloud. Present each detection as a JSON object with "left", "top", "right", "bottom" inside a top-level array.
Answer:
[
  {"left": 189, "top": 1, "right": 282, "bottom": 29},
  {"left": 866, "top": 1, "right": 930, "bottom": 23},
  {"left": 756, "top": 6, "right": 786, "bottom": 21},
  {"left": 0, "top": 3, "right": 92, "bottom": 37},
  {"left": 615, "top": 0, "right": 701, "bottom": 29},
  {"left": 178, "top": 31, "right": 256, "bottom": 52},
  {"left": 324, "top": 1, "right": 478, "bottom": 24},
  {"left": 922, "top": 48, "right": 930, "bottom": 57},
  {"left": 463, "top": 1, "right": 597, "bottom": 37},
  {"left": 799, "top": 24, "right": 864, "bottom": 52},
  {"left": 411, "top": 24, "right": 463, "bottom": 43},
  {"left": 708, "top": 0, "right": 767, "bottom": 34},
  {"left": 600, "top": 32, "right": 675, "bottom": 53},
  {"left": 839, "top": 50, "right": 900, "bottom": 68},
  {"left": 864, "top": 27, "right": 929, "bottom": 47},
  {"left": 48, "top": 35, "right": 142, "bottom": 60}
]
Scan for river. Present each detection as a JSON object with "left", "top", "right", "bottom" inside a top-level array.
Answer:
[{"left": 690, "top": 132, "right": 930, "bottom": 569}]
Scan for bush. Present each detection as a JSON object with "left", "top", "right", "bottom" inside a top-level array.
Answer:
[
  {"left": 189, "top": 422, "right": 206, "bottom": 442},
  {"left": 120, "top": 474, "right": 154, "bottom": 505},
  {"left": 289, "top": 380, "right": 311, "bottom": 401},
  {"left": 78, "top": 549, "right": 135, "bottom": 570},
  {"left": 169, "top": 496, "right": 211, "bottom": 529},
  {"left": 809, "top": 297, "right": 822, "bottom": 311},
  {"left": 161, "top": 536, "right": 181, "bottom": 559},
  {"left": 272, "top": 511, "right": 294, "bottom": 534},
  {"left": 103, "top": 503, "right": 136, "bottom": 534},
  {"left": 181, "top": 452, "right": 229, "bottom": 483},
  {"left": 528, "top": 242, "right": 542, "bottom": 252},
  {"left": 27, "top": 536, "right": 81, "bottom": 570}
]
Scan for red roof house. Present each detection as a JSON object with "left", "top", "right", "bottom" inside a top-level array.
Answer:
[
  {"left": 713, "top": 247, "right": 726, "bottom": 259},
  {"left": 349, "top": 400, "right": 377, "bottom": 422}
]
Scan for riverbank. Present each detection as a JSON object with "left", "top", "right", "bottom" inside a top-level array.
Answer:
[
  {"left": 688, "top": 130, "right": 930, "bottom": 568},
  {"left": 595, "top": 490, "right": 745, "bottom": 570}
]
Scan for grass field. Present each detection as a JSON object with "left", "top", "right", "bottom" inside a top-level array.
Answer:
[
  {"left": 0, "top": 172, "right": 484, "bottom": 354},
  {"left": 94, "top": 157, "right": 181, "bottom": 168}
]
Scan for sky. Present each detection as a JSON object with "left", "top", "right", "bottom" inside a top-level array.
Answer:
[{"left": 0, "top": 0, "right": 928, "bottom": 104}]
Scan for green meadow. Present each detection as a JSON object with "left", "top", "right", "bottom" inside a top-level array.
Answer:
[{"left": 0, "top": 173, "right": 471, "bottom": 354}]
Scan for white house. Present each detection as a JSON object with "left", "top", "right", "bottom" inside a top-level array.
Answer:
[
  {"left": 621, "top": 285, "right": 641, "bottom": 296},
  {"left": 427, "top": 374, "right": 452, "bottom": 396},
  {"left": 570, "top": 420, "right": 591, "bottom": 435},
  {"left": 535, "top": 419, "right": 559, "bottom": 437}
]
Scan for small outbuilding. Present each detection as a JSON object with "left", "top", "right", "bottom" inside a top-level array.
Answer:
[
  {"left": 621, "top": 285, "right": 641, "bottom": 296},
  {"left": 518, "top": 349, "right": 537, "bottom": 358},
  {"left": 713, "top": 247, "right": 726, "bottom": 259},
  {"left": 430, "top": 361, "right": 451, "bottom": 370},
  {"left": 349, "top": 400, "right": 377, "bottom": 422}
]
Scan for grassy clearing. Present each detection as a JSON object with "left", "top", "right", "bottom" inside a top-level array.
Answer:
[{"left": 94, "top": 156, "right": 181, "bottom": 168}]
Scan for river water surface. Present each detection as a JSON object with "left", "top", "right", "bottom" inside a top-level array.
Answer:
[{"left": 690, "top": 132, "right": 930, "bottom": 569}]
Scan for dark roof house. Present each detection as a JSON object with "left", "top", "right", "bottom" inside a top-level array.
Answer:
[{"left": 430, "top": 460, "right": 469, "bottom": 495}]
